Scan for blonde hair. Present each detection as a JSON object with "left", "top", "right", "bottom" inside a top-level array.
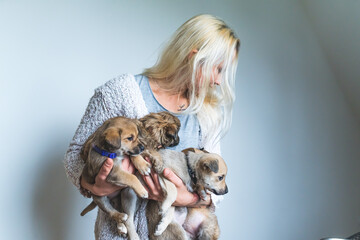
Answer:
[{"left": 143, "top": 14, "right": 240, "bottom": 146}]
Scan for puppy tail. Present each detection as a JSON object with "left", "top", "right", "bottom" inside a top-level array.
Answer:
[{"left": 80, "top": 201, "right": 97, "bottom": 216}]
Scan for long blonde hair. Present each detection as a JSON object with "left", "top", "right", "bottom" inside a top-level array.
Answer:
[{"left": 143, "top": 14, "right": 240, "bottom": 146}]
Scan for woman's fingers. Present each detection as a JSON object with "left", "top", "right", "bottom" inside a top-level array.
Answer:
[
  {"left": 142, "top": 171, "right": 163, "bottom": 200},
  {"left": 163, "top": 168, "right": 183, "bottom": 187},
  {"left": 121, "top": 155, "right": 135, "bottom": 173},
  {"left": 150, "top": 169, "right": 162, "bottom": 192},
  {"left": 142, "top": 175, "right": 156, "bottom": 193},
  {"left": 96, "top": 158, "right": 113, "bottom": 182}
]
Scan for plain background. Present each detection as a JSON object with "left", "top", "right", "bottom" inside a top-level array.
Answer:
[{"left": 1, "top": 0, "right": 360, "bottom": 239}]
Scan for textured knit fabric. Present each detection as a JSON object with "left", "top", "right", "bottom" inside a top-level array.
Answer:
[
  {"left": 63, "top": 73, "right": 221, "bottom": 240},
  {"left": 134, "top": 74, "right": 201, "bottom": 151}
]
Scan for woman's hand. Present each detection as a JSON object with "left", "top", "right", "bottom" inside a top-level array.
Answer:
[
  {"left": 141, "top": 162, "right": 164, "bottom": 201},
  {"left": 142, "top": 165, "right": 211, "bottom": 207},
  {"left": 163, "top": 168, "right": 211, "bottom": 207},
  {"left": 81, "top": 156, "right": 135, "bottom": 197}
]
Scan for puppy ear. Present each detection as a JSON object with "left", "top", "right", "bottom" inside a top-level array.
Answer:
[
  {"left": 102, "top": 127, "right": 122, "bottom": 149},
  {"left": 182, "top": 148, "right": 196, "bottom": 154},
  {"left": 134, "top": 119, "right": 144, "bottom": 137},
  {"left": 202, "top": 158, "right": 219, "bottom": 173},
  {"left": 199, "top": 148, "right": 209, "bottom": 154},
  {"left": 183, "top": 148, "right": 208, "bottom": 154}
]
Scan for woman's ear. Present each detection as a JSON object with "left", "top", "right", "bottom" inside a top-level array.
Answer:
[{"left": 188, "top": 49, "right": 198, "bottom": 60}]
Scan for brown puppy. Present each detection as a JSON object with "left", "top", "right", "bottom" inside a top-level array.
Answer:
[
  {"left": 115, "top": 112, "right": 181, "bottom": 240},
  {"left": 146, "top": 148, "right": 228, "bottom": 240},
  {"left": 81, "top": 112, "right": 181, "bottom": 238},
  {"left": 131, "top": 111, "right": 180, "bottom": 175},
  {"left": 80, "top": 116, "right": 149, "bottom": 228}
]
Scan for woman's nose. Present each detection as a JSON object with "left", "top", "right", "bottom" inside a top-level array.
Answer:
[{"left": 214, "top": 78, "right": 221, "bottom": 85}]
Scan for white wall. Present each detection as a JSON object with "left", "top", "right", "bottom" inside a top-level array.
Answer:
[
  {"left": 1, "top": 1, "right": 359, "bottom": 240},
  {"left": 303, "top": 0, "right": 360, "bottom": 123}
]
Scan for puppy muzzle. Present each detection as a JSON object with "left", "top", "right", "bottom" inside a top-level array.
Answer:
[
  {"left": 128, "top": 144, "right": 145, "bottom": 155},
  {"left": 169, "top": 136, "right": 180, "bottom": 147},
  {"left": 212, "top": 185, "right": 228, "bottom": 195}
]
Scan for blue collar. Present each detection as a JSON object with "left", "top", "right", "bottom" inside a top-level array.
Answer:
[{"left": 93, "top": 145, "right": 117, "bottom": 159}]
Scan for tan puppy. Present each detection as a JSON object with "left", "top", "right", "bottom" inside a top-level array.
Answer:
[
  {"left": 116, "top": 112, "right": 181, "bottom": 240},
  {"left": 80, "top": 116, "right": 149, "bottom": 227},
  {"left": 130, "top": 111, "right": 180, "bottom": 175},
  {"left": 80, "top": 112, "right": 181, "bottom": 238},
  {"left": 146, "top": 148, "right": 228, "bottom": 240}
]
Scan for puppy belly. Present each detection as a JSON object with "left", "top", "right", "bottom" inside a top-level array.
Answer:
[
  {"left": 183, "top": 211, "right": 205, "bottom": 239},
  {"left": 173, "top": 207, "right": 187, "bottom": 226}
]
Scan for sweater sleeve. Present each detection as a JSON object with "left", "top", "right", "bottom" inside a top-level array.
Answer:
[
  {"left": 64, "top": 88, "right": 117, "bottom": 189},
  {"left": 63, "top": 74, "right": 148, "bottom": 189}
]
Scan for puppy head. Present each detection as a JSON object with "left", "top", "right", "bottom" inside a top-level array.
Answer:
[
  {"left": 140, "top": 112, "right": 181, "bottom": 148},
  {"left": 98, "top": 117, "right": 144, "bottom": 155},
  {"left": 198, "top": 153, "right": 228, "bottom": 195}
]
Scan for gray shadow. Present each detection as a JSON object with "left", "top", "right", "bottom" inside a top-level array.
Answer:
[{"left": 32, "top": 153, "right": 74, "bottom": 240}]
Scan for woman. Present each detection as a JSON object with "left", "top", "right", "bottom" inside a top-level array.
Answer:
[{"left": 64, "top": 14, "right": 240, "bottom": 239}]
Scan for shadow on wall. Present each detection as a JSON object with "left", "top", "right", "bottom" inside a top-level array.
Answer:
[{"left": 32, "top": 154, "right": 73, "bottom": 240}]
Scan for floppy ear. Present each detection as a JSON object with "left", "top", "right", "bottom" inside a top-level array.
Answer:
[
  {"left": 202, "top": 158, "right": 219, "bottom": 173},
  {"left": 182, "top": 148, "right": 209, "bottom": 154},
  {"left": 199, "top": 148, "right": 209, "bottom": 154},
  {"left": 182, "top": 148, "right": 196, "bottom": 155},
  {"left": 134, "top": 119, "right": 144, "bottom": 137},
  {"left": 101, "top": 127, "right": 122, "bottom": 149}
]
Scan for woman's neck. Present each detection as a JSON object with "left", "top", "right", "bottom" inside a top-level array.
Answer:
[{"left": 148, "top": 77, "right": 189, "bottom": 113}]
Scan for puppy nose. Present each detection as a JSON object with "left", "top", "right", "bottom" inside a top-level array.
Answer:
[
  {"left": 224, "top": 185, "right": 228, "bottom": 194},
  {"left": 139, "top": 144, "right": 144, "bottom": 152}
]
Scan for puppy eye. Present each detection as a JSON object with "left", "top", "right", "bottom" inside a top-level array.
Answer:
[
  {"left": 127, "top": 136, "right": 133, "bottom": 141},
  {"left": 218, "top": 175, "right": 224, "bottom": 181}
]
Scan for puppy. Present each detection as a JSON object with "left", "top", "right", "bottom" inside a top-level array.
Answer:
[
  {"left": 80, "top": 116, "right": 149, "bottom": 228},
  {"left": 146, "top": 148, "right": 228, "bottom": 240},
  {"left": 80, "top": 112, "right": 181, "bottom": 238},
  {"left": 116, "top": 112, "right": 181, "bottom": 239}
]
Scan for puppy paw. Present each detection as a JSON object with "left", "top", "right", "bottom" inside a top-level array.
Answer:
[
  {"left": 141, "top": 191, "right": 149, "bottom": 199},
  {"left": 117, "top": 223, "right": 127, "bottom": 236},
  {"left": 154, "top": 223, "right": 166, "bottom": 236},
  {"left": 114, "top": 212, "right": 128, "bottom": 222},
  {"left": 136, "top": 188, "right": 149, "bottom": 199},
  {"left": 122, "top": 213, "right": 128, "bottom": 222},
  {"left": 134, "top": 160, "right": 152, "bottom": 176}
]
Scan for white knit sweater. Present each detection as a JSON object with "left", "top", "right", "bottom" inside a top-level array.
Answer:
[{"left": 64, "top": 73, "right": 221, "bottom": 239}]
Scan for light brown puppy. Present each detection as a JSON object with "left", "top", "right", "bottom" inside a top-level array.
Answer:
[
  {"left": 131, "top": 111, "right": 180, "bottom": 175},
  {"left": 146, "top": 148, "right": 228, "bottom": 240},
  {"left": 116, "top": 112, "right": 181, "bottom": 240},
  {"left": 80, "top": 116, "right": 149, "bottom": 227},
  {"left": 81, "top": 112, "right": 181, "bottom": 238}
]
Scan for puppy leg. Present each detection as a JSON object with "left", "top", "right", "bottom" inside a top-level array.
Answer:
[
  {"left": 187, "top": 208, "right": 219, "bottom": 240},
  {"left": 197, "top": 218, "right": 220, "bottom": 240},
  {"left": 143, "top": 151, "right": 164, "bottom": 174},
  {"left": 107, "top": 167, "right": 148, "bottom": 199},
  {"left": 154, "top": 206, "right": 175, "bottom": 236},
  {"left": 131, "top": 154, "right": 151, "bottom": 175},
  {"left": 158, "top": 179, "right": 176, "bottom": 215},
  {"left": 120, "top": 188, "right": 140, "bottom": 240},
  {"left": 93, "top": 195, "right": 128, "bottom": 224},
  {"left": 147, "top": 201, "right": 187, "bottom": 240}
]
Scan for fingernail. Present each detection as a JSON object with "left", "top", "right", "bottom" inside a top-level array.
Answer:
[{"left": 163, "top": 168, "right": 169, "bottom": 176}]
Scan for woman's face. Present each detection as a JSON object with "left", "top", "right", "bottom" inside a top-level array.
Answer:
[
  {"left": 210, "top": 64, "right": 223, "bottom": 87},
  {"left": 195, "top": 63, "right": 223, "bottom": 93}
]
